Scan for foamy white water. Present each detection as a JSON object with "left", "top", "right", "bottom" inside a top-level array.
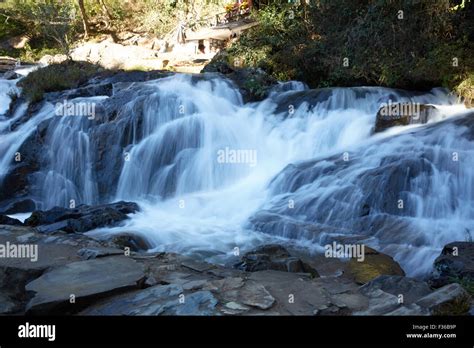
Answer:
[
  {"left": 1, "top": 73, "right": 470, "bottom": 276},
  {"left": 90, "top": 76, "right": 469, "bottom": 275}
]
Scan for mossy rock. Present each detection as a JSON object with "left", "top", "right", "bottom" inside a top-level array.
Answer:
[
  {"left": 416, "top": 283, "right": 471, "bottom": 315},
  {"left": 347, "top": 247, "right": 405, "bottom": 284},
  {"left": 431, "top": 294, "right": 471, "bottom": 315},
  {"left": 18, "top": 60, "right": 102, "bottom": 103},
  {"left": 110, "top": 233, "right": 150, "bottom": 252}
]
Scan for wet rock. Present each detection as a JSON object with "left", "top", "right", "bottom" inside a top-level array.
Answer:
[
  {"left": 415, "top": 283, "right": 471, "bottom": 315},
  {"left": 3, "top": 70, "right": 20, "bottom": 80},
  {"left": 347, "top": 247, "right": 405, "bottom": 284},
  {"left": 0, "top": 198, "right": 36, "bottom": 215},
  {"left": 203, "top": 54, "right": 278, "bottom": 101},
  {"left": 25, "top": 201, "right": 139, "bottom": 233},
  {"left": 25, "top": 256, "right": 146, "bottom": 314},
  {"left": 374, "top": 103, "right": 439, "bottom": 133},
  {"left": 0, "top": 215, "right": 23, "bottom": 226},
  {"left": 227, "top": 68, "right": 278, "bottom": 102},
  {"left": 430, "top": 241, "right": 474, "bottom": 288},
  {"left": 360, "top": 275, "right": 432, "bottom": 304},
  {"left": 108, "top": 232, "right": 151, "bottom": 252},
  {"left": 58, "top": 83, "right": 113, "bottom": 99},
  {"left": 235, "top": 244, "right": 319, "bottom": 277},
  {"left": 80, "top": 284, "right": 218, "bottom": 315}
]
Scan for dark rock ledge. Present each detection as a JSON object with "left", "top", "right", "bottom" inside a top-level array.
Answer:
[{"left": 21, "top": 201, "right": 140, "bottom": 234}]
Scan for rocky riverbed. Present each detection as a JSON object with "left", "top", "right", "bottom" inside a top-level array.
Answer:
[
  {"left": 1, "top": 64, "right": 474, "bottom": 317},
  {"left": 0, "top": 203, "right": 472, "bottom": 316}
]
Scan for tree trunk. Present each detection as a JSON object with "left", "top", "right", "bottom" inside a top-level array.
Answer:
[
  {"left": 77, "top": 0, "right": 90, "bottom": 39},
  {"left": 97, "top": 0, "right": 113, "bottom": 20}
]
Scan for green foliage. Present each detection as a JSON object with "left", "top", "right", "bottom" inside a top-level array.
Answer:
[
  {"left": 18, "top": 61, "right": 101, "bottom": 103},
  {"left": 1, "top": 0, "right": 78, "bottom": 58},
  {"left": 228, "top": 4, "right": 307, "bottom": 79},
  {"left": 448, "top": 276, "right": 474, "bottom": 296},
  {"left": 19, "top": 46, "right": 64, "bottom": 64},
  {"left": 229, "top": 0, "right": 474, "bottom": 91},
  {"left": 456, "top": 73, "right": 474, "bottom": 106},
  {"left": 133, "top": 0, "right": 228, "bottom": 36}
]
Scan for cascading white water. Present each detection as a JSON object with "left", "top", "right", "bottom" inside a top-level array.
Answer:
[
  {"left": 0, "top": 103, "right": 54, "bottom": 179},
  {"left": 1, "top": 72, "right": 470, "bottom": 276},
  {"left": 34, "top": 96, "right": 110, "bottom": 209},
  {"left": 39, "top": 112, "right": 97, "bottom": 209},
  {"left": 106, "top": 77, "right": 391, "bottom": 256},
  {"left": 263, "top": 107, "right": 473, "bottom": 276},
  {"left": 0, "top": 79, "right": 16, "bottom": 116},
  {"left": 92, "top": 75, "right": 469, "bottom": 275},
  {"left": 0, "top": 66, "right": 44, "bottom": 180}
]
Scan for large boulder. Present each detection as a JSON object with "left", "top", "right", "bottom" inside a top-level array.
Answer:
[
  {"left": 107, "top": 232, "right": 151, "bottom": 252},
  {"left": 374, "top": 103, "right": 439, "bottom": 133},
  {"left": 0, "top": 199, "right": 36, "bottom": 215},
  {"left": 347, "top": 247, "right": 405, "bottom": 284},
  {"left": 234, "top": 244, "right": 319, "bottom": 277},
  {"left": 430, "top": 241, "right": 474, "bottom": 288},
  {"left": 415, "top": 283, "right": 471, "bottom": 315},
  {"left": 24, "top": 201, "right": 139, "bottom": 233},
  {"left": 228, "top": 68, "right": 278, "bottom": 102},
  {"left": 203, "top": 52, "right": 277, "bottom": 102}
]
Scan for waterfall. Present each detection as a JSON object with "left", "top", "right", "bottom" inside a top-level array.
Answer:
[
  {"left": 1, "top": 72, "right": 471, "bottom": 276},
  {"left": 259, "top": 108, "right": 473, "bottom": 276},
  {"left": 37, "top": 109, "right": 98, "bottom": 209},
  {"left": 0, "top": 103, "right": 54, "bottom": 178},
  {"left": 0, "top": 79, "right": 17, "bottom": 116}
]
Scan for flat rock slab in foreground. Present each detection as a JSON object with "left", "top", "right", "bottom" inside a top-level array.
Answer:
[{"left": 25, "top": 256, "right": 145, "bottom": 313}]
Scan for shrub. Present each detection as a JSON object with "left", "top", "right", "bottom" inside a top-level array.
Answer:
[
  {"left": 456, "top": 73, "right": 474, "bottom": 106},
  {"left": 227, "top": 0, "right": 474, "bottom": 91}
]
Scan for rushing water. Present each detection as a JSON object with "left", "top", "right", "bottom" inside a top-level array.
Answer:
[{"left": 0, "top": 73, "right": 471, "bottom": 276}]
